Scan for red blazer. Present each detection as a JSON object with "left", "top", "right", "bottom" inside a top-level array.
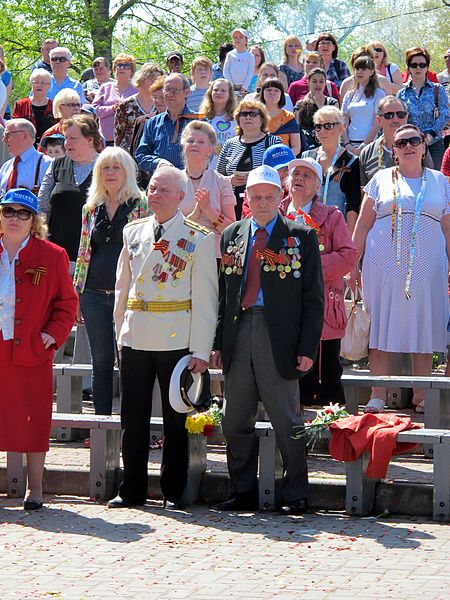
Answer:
[
  {"left": 0, "top": 234, "right": 77, "bottom": 367},
  {"left": 12, "top": 97, "right": 55, "bottom": 128}
]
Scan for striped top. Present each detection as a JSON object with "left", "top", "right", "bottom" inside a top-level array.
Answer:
[{"left": 216, "top": 134, "right": 282, "bottom": 177}]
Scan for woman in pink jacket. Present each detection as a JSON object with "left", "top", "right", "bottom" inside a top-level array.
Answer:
[{"left": 286, "top": 157, "right": 357, "bottom": 406}]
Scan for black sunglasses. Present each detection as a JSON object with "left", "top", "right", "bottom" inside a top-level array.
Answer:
[
  {"left": 380, "top": 111, "right": 408, "bottom": 120},
  {"left": 239, "top": 110, "right": 260, "bottom": 118},
  {"left": 116, "top": 63, "right": 132, "bottom": 70},
  {"left": 393, "top": 136, "right": 423, "bottom": 149},
  {"left": 51, "top": 56, "right": 69, "bottom": 63},
  {"left": 314, "top": 122, "right": 339, "bottom": 131},
  {"left": 409, "top": 62, "right": 427, "bottom": 69},
  {"left": 372, "top": 47, "right": 384, "bottom": 53},
  {"left": 1, "top": 206, "right": 34, "bottom": 220}
]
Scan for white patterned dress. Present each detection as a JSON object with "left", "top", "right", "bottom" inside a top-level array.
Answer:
[{"left": 363, "top": 167, "right": 450, "bottom": 353}]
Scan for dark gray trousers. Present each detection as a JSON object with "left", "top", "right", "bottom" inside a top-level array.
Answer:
[{"left": 223, "top": 309, "right": 308, "bottom": 501}]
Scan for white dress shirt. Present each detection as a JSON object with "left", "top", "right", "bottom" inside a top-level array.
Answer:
[{"left": 0, "top": 236, "right": 29, "bottom": 340}]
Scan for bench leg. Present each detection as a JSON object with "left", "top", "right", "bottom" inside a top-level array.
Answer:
[
  {"left": 6, "top": 452, "right": 27, "bottom": 498},
  {"left": 423, "top": 389, "right": 441, "bottom": 458},
  {"left": 258, "top": 430, "right": 282, "bottom": 511},
  {"left": 345, "top": 386, "right": 359, "bottom": 415},
  {"left": 346, "top": 452, "right": 378, "bottom": 516},
  {"left": 184, "top": 434, "right": 207, "bottom": 505},
  {"left": 90, "top": 428, "right": 121, "bottom": 502},
  {"left": 433, "top": 443, "right": 450, "bottom": 522},
  {"left": 55, "top": 373, "right": 82, "bottom": 441}
]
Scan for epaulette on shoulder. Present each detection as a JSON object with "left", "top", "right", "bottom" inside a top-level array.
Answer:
[
  {"left": 124, "top": 216, "right": 152, "bottom": 229},
  {"left": 184, "top": 218, "right": 211, "bottom": 236}
]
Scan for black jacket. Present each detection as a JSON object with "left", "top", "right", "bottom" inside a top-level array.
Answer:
[{"left": 215, "top": 215, "right": 324, "bottom": 379}]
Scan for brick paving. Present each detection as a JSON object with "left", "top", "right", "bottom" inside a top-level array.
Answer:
[{"left": 0, "top": 497, "right": 448, "bottom": 599}]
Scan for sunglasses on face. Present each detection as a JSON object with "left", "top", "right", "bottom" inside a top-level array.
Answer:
[
  {"left": 372, "top": 47, "right": 384, "bottom": 53},
  {"left": 314, "top": 122, "right": 339, "bottom": 131},
  {"left": 393, "top": 136, "right": 423, "bottom": 149},
  {"left": 51, "top": 56, "right": 69, "bottom": 63},
  {"left": 116, "top": 63, "right": 132, "bottom": 70},
  {"left": 380, "top": 111, "right": 408, "bottom": 119},
  {"left": 61, "top": 103, "right": 81, "bottom": 108},
  {"left": 1, "top": 206, "right": 33, "bottom": 220},
  {"left": 239, "top": 110, "right": 260, "bottom": 118},
  {"left": 409, "top": 62, "right": 427, "bottom": 69}
]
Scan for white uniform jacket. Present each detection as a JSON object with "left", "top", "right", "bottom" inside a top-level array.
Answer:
[{"left": 114, "top": 210, "right": 218, "bottom": 362}]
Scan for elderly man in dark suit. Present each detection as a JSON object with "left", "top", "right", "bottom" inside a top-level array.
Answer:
[{"left": 211, "top": 164, "right": 324, "bottom": 515}]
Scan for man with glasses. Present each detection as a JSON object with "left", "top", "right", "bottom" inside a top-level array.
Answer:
[
  {"left": 136, "top": 73, "right": 201, "bottom": 176},
  {"left": 359, "top": 96, "right": 433, "bottom": 186},
  {"left": 0, "top": 119, "right": 52, "bottom": 195},
  {"left": 47, "top": 47, "right": 85, "bottom": 104}
]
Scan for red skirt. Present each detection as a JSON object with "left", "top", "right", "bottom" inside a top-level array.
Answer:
[{"left": 0, "top": 335, "right": 53, "bottom": 452}]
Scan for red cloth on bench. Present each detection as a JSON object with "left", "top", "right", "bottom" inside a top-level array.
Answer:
[{"left": 329, "top": 414, "right": 421, "bottom": 478}]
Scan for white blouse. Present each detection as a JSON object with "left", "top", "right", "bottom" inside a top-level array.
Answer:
[{"left": 0, "top": 236, "right": 29, "bottom": 341}]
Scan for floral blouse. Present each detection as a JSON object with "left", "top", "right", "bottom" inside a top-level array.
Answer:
[
  {"left": 73, "top": 194, "right": 150, "bottom": 293},
  {"left": 114, "top": 95, "right": 155, "bottom": 152}
]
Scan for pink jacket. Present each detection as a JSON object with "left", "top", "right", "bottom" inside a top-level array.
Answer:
[{"left": 309, "top": 199, "right": 357, "bottom": 340}]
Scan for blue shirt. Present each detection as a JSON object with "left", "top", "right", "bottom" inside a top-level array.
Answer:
[
  {"left": 397, "top": 80, "right": 449, "bottom": 139},
  {"left": 135, "top": 106, "right": 198, "bottom": 176},
  {"left": 31, "top": 60, "right": 52, "bottom": 75},
  {"left": 245, "top": 214, "right": 279, "bottom": 307},
  {"left": 0, "top": 146, "right": 53, "bottom": 195},
  {"left": 211, "top": 63, "right": 224, "bottom": 81},
  {"left": 47, "top": 75, "right": 86, "bottom": 104}
]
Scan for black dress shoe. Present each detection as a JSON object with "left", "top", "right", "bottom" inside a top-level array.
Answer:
[
  {"left": 23, "top": 499, "right": 44, "bottom": 511},
  {"left": 107, "top": 495, "right": 146, "bottom": 508},
  {"left": 216, "top": 490, "right": 258, "bottom": 511},
  {"left": 279, "top": 498, "right": 309, "bottom": 515},
  {"left": 163, "top": 498, "right": 187, "bottom": 510}
]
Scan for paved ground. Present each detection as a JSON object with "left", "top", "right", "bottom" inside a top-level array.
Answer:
[{"left": 1, "top": 497, "right": 448, "bottom": 600}]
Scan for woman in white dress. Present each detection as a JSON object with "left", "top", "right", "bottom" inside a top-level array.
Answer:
[{"left": 351, "top": 124, "right": 450, "bottom": 413}]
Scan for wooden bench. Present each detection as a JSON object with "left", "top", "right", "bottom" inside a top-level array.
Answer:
[{"left": 7, "top": 414, "right": 204, "bottom": 505}]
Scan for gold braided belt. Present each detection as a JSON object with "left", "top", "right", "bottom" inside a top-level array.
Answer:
[{"left": 127, "top": 299, "right": 192, "bottom": 312}]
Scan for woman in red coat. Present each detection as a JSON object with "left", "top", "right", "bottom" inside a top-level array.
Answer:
[{"left": 0, "top": 188, "right": 77, "bottom": 510}]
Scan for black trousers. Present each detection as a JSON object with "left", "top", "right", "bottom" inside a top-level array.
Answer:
[
  {"left": 119, "top": 346, "right": 190, "bottom": 501},
  {"left": 299, "top": 339, "right": 345, "bottom": 406}
]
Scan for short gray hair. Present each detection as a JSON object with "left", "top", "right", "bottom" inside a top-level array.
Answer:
[
  {"left": 6, "top": 118, "right": 36, "bottom": 140},
  {"left": 30, "top": 68, "right": 52, "bottom": 85},
  {"left": 376, "top": 95, "right": 408, "bottom": 115},
  {"left": 165, "top": 72, "right": 190, "bottom": 91},
  {"left": 49, "top": 47, "right": 72, "bottom": 61},
  {"left": 152, "top": 164, "right": 187, "bottom": 194}
]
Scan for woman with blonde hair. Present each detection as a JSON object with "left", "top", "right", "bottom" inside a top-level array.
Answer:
[
  {"left": 199, "top": 78, "right": 236, "bottom": 168},
  {"left": 368, "top": 41, "right": 403, "bottom": 93},
  {"left": 13, "top": 68, "right": 55, "bottom": 145},
  {"left": 279, "top": 34, "right": 304, "bottom": 88},
  {"left": 114, "top": 63, "right": 163, "bottom": 152},
  {"left": 248, "top": 45, "right": 265, "bottom": 93},
  {"left": 38, "top": 88, "right": 81, "bottom": 150},
  {"left": 93, "top": 53, "right": 137, "bottom": 144},
  {"left": 180, "top": 120, "right": 236, "bottom": 258},
  {"left": 74, "top": 146, "right": 150, "bottom": 415},
  {"left": 217, "top": 98, "right": 281, "bottom": 218},
  {"left": 0, "top": 188, "right": 77, "bottom": 510}
]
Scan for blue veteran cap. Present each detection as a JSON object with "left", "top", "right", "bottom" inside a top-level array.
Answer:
[
  {"left": 0, "top": 188, "right": 38, "bottom": 214},
  {"left": 263, "top": 144, "right": 296, "bottom": 170}
]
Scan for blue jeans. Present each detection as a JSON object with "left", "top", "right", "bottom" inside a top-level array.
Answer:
[{"left": 79, "top": 289, "right": 116, "bottom": 415}]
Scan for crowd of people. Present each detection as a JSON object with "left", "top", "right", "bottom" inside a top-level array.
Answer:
[{"left": 0, "top": 30, "right": 449, "bottom": 514}]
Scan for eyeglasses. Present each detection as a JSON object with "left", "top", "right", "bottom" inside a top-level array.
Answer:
[
  {"left": 238, "top": 110, "right": 260, "bottom": 118},
  {"left": 163, "top": 87, "right": 184, "bottom": 95},
  {"left": 3, "top": 130, "right": 27, "bottom": 139},
  {"left": 409, "top": 62, "right": 427, "bottom": 69},
  {"left": 31, "top": 80, "right": 51, "bottom": 86},
  {"left": 380, "top": 111, "right": 408, "bottom": 119},
  {"left": 1, "top": 206, "right": 33, "bottom": 220},
  {"left": 318, "top": 40, "right": 333, "bottom": 45},
  {"left": 51, "top": 56, "right": 69, "bottom": 63},
  {"left": 116, "top": 63, "right": 132, "bottom": 70},
  {"left": 393, "top": 136, "right": 423, "bottom": 149},
  {"left": 314, "top": 122, "right": 339, "bottom": 131},
  {"left": 61, "top": 103, "right": 81, "bottom": 108},
  {"left": 372, "top": 47, "right": 384, "bottom": 53}
]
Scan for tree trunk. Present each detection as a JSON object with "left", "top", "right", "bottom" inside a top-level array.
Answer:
[{"left": 87, "top": 0, "right": 114, "bottom": 62}]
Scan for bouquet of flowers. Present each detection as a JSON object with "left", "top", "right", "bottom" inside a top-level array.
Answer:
[
  {"left": 185, "top": 403, "right": 223, "bottom": 437},
  {"left": 293, "top": 403, "right": 349, "bottom": 449}
]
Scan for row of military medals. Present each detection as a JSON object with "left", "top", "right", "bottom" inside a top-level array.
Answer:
[
  {"left": 222, "top": 240, "right": 245, "bottom": 276},
  {"left": 257, "top": 236, "right": 302, "bottom": 279},
  {"left": 153, "top": 234, "right": 196, "bottom": 289}
]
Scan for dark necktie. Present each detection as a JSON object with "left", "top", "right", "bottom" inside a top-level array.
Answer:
[
  {"left": 154, "top": 224, "right": 163, "bottom": 242},
  {"left": 241, "top": 228, "right": 267, "bottom": 310},
  {"left": 6, "top": 156, "right": 20, "bottom": 191}
]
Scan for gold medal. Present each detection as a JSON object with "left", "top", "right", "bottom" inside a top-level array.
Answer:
[
  {"left": 285, "top": 266, "right": 291, "bottom": 273},
  {"left": 270, "top": 265, "right": 276, "bottom": 272},
  {"left": 237, "top": 268, "right": 243, "bottom": 275},
  {"left": 293, "top": 260, "right": 301, "bottom": 269},
  {"left": 263, "top": 265, "right": 270, "bottom": 272},
  {"left": 279, "top": 271, "right": 286, "bottom": 279},
  {"left": 277, "top": 265, "right": 284, "bottom": 272},
  {"left": 157, "top": 282, "right": 165, "bottom": 290},
  {"left": 175, "top": 271, "right": 183, "bottom": 279},
  {"left": 225, "top": 267, "right": 233, "bottom": 275},
  {"left": 288, "top": 248, "right": 294, "bottom": 255}
]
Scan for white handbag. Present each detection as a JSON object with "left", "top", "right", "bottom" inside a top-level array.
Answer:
[{"left": 340, "top": 287, "right": 371, "bottom": 361}]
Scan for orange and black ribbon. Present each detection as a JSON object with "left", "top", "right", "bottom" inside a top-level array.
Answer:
[{"left": 25, "top": 266, "right": 47, "bottom": 286}]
